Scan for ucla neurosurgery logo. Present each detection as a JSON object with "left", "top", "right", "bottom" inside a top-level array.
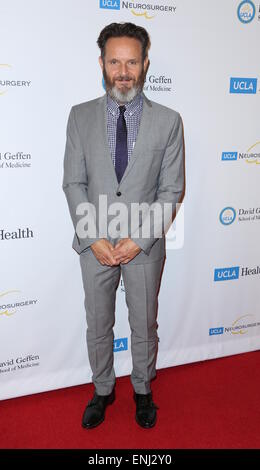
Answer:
[
  {"left": 237, "top": 1, "right": 256, "bottom": 23},
  {"left": 0, "top": 63, "right": 31, "bottom": 96},
  {"left": 222, "top": 142, "right": 260, "bottom": 164},
  {"left": 100, "top": 0, "right": 120, "bottom": 10},
  {"left": 230, "top": 77, "right": 258, "bottom": 94},
  {"left": 99, "top": 0, "right": 177, "bottom": 19},
  {"left": 0, "top": 290, "right": 20, "bottom": 316},
  {"left": 209, "top": 314, "right": 260, "bottom": 336},
  {"left": 0, "top": 290, "right": 37, "bottom": 317},
  {"left": 219, "top": 207, "right": 236, "bottom": 225},
  {"left": 214, "top": 266, "right": 240, "bottom": 282}
]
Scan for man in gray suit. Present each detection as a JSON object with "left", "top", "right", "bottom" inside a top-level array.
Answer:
[{"left": 63, "top": 22, "right": 184, "bottom": 429}]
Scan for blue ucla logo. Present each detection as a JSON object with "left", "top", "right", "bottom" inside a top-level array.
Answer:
[
  {"left": 237, "top": 1, "right": 255, "bottom": 23},
  {"left": 113, "top": 337, "right": 128, "bottom": 352},
  {"left": 219, "top": 207, "right": 236, "bottom": 225},
  {"left": 230, "top": 77, "right": 257, "bottom": 94},
  {"left": 222, "top": 152, "right": 237, "bottom": 161},
  {"left": 214, "top": 267, "right": 240, "bottom": 282},
  {"left": 100, "top": 0, "right": 120, "bottom": 10},
  {"left": 209, "top": 327, "right": 224, "bottom": 336}
]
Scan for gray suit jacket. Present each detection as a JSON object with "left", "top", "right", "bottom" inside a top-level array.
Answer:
[{"left": 62, "top": 91, "right": 184, "bottom": 265}]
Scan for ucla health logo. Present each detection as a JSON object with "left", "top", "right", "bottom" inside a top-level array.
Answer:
[
  {"left": 237, "top": 1, "right": 256, "bottom": 23},
  {"left": 214, "top": 266, "right": 240, "bottom": 282},
  {"left": 100, "top": 0, "right": 120, "bottom": 9},
  {"left": 219, "top": 207, "right": 236, "bottom": 225},
  {"left": 230, "top": 77, "right": 258, "bottom": 94},
  {"left": 214, "top": 264, "right": 260, "bottom": 282}
]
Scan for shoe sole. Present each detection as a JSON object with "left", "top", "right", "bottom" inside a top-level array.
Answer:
[
  {"left": 82, "top": 416, "right": 105, "bottom": 429},
  {"left": 135, "top": 415, "right": 157, "bottom": 429},
  {"left": 81, "top": 393, "right": 115, "bottom": 430}
]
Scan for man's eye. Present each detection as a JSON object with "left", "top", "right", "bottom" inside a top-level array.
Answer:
[{"left": 129, "top": 61, "right": 137, "bottom": 65}]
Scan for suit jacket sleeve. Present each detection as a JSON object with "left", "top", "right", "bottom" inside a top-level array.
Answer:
[
  {"left": 62, "top": 106, "right": 99, "bottom": 252},
  {"left": 131, "top": 112, "right": 184, "bottom": 256}
]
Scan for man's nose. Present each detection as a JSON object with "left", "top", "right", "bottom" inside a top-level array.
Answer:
[{"left": 119, "top": 63, "right": 128, "bottom": 76}]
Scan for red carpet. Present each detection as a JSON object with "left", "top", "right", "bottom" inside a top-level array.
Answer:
[{"left": 1, "top": 350, "right": 260, "bottom": 449}]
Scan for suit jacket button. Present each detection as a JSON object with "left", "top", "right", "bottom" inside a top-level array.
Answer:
[{"left": 116, "top": 191, "right": 121, "bottom": 196}]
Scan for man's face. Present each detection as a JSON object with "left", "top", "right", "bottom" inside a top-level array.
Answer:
[{"left": 99, "top": 36, "right": 148, "bottom": 103}]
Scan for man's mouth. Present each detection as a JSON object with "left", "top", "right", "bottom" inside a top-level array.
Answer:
[{"left": 116, "top": 78, "right": 132, "bottom": 84}]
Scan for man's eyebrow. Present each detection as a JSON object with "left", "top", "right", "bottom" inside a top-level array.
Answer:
[{"left": 107, "top": 57, "right": 140, "bottom": 61}]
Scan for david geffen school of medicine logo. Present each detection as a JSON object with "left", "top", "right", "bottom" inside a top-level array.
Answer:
[{"left": 237, "top": 0, "right": 256, "bottom": 23}]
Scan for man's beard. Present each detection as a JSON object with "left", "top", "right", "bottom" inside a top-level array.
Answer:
[{"left": 103, "top": 65, "right": 146, "bottom": 104}]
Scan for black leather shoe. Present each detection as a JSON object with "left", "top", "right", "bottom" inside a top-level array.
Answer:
[
  {"left": 134, "top": 392, "right": 159, "bottom": 428},
  {"left": 82, "top": 388, "right": 115, "bottom": 429}
]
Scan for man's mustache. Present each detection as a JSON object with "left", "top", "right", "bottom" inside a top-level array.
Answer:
[{"left": 114, "top": 75, "right": 134, "bottom": 81}]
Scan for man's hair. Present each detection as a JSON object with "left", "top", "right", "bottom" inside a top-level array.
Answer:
[{"left": 97, "top": 22, "right": 150, "bottom": 62}]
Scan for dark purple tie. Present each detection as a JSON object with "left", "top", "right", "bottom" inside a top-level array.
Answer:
[{"left": 115, "top": 105, "right": 128, "bottom": 183}]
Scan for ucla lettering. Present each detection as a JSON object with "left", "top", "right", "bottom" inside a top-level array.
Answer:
[
  {"left": 214, "top": 267, "right": 240, "bottom": 282},
  {"left": 230, "top": 77, "right": 257, "bottom": 94},
  {"left": 100, "top": 0, "right": 120, "bottom": 10}
]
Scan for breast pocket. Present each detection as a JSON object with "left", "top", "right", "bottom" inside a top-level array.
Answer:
[{"left": 133, "top": 149, "right": 164, "bottom": 190}]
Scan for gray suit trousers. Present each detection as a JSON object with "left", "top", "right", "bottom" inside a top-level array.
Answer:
[{"left": 79, "top": 248, "right": 165, "bottom": 395}]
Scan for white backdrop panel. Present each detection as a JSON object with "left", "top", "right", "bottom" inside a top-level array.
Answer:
[{"left": 0, "top": 0, "right": 259, "bottom": 400}]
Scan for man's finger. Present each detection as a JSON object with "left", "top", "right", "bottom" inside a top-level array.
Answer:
[
  {"left": 113, "top": 249, "right": 124, "bottom": 259},
  {"left": 114, "top": 240, "right": 126, "bottom": 249},
  {"left": 107, "top": 252, "right": 119, "bottom": 265},
  {"left": 119, "top": 254, "right": 130, "bottom": 263}
]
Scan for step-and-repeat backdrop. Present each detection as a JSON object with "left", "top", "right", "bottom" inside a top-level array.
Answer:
[{"left": 1, "top": 1, "right": 259, "bottom": 400}]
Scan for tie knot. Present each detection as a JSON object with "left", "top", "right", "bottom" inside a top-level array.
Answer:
[{"left": 119, "top": 105, "right": 126, "bottom": 115}]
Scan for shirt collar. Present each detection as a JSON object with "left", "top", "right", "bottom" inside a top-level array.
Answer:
[{"left": 107, "top": 91, "right": 143, "bottom": 118}]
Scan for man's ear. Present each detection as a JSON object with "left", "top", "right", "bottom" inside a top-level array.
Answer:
[
  {"left": 98, "top": 56, "right": 104, "bottom": 71},
  {"left": 143, "top": 56, "right": 149, "bottom": 73}
]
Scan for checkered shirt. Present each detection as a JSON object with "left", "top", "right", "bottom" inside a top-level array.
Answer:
[{"left": 106, "top": 92, "right": 143, "bottom": 166}]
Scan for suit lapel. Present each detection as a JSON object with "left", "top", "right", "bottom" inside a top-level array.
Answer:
[
  {"left": 97, "top": 91, "right": 153, "bottom": 188},
  {"left": 119, "top": 91, "right": 153, "bottom": 186},
  {"left": 98, "top": 93, "right": 119, "bottom": 188}
]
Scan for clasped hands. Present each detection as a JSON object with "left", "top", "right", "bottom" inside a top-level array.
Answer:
[{"left": 91, "top": 238, "right": 141, "bottom": 266}]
